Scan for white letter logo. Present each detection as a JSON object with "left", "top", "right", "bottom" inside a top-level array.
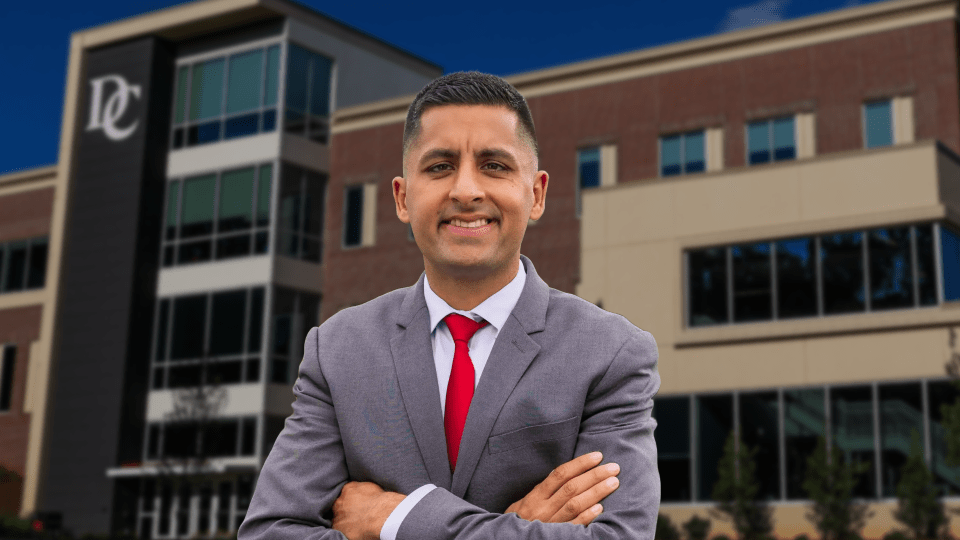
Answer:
[{"left": 86, "top": 75, "right": 142, "bottom": 142}]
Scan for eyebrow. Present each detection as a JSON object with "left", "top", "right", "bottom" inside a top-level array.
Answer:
[{"left": 418, "top": 147, "right": 518, "bottom": 166}]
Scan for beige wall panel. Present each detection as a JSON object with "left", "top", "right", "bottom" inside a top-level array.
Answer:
[
  {"left": 659, "top": 500, "right": 960, "bottom": 539},
  {"left": 798, "top": 146, "right": 939, "bottom": 222},
  {"left": 605, "top": 242, "right": 678, "bottom": 343},
  {"left": 662, "top": 340, "right": 808, "bottom": 395},
  {"left": 580, "top": 191, "right": 609, "bottom": 250},
  {"left": 576, "top": 248, "right": 606, "bottom": 307},
  {"left": 673, "top": 167, "right": 803, "bottom": 238},
  {"left": 937, "top": 151, "right": 960, "bottom": 216},
  {"left": 603, "top": 182, "right": 677, "bottom": 246},
  {"left": 803, "top": 327, "right": 950, "bottom": 385}
]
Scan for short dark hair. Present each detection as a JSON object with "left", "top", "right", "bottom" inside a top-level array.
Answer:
[{"left": 402, "top": 71, "right": 539, "bottom": 166}]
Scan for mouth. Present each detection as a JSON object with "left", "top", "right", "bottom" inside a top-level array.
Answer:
[{"left": 441, "top": 218, "right": 496, "bottom": 237}]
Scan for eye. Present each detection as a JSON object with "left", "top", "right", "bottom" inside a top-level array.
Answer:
[
  {"left": 426, "top": 163, "right": 453, "bottom": 173},
  {"left": 482, "top": 162, "right": 508, "bottom": 171}
]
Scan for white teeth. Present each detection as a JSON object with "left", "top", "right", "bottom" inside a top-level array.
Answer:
[{"left": 450, "top": 219, "right": 490, "bottom": 228}]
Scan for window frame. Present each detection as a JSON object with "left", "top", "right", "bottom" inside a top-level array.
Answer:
[
  {"left": 744, "top": 115, "right": 797, "bottom": 166},
  {"left": 170, "top": 38, "right": 284, "bottom": 149},
  {"left": 658, "top": 130, "right": 707, "bottom": 178},
  {"left": 342, "top": 184, "right": 365, "bottom": 249},
  {"left": 0, "top": 345, "right": 16, "bottom": 413},
  {"left": 862, "top": 99, "right": 895, "bottom": 149},
  {"left": 575, "top": 146, "right": 602, "bottom": 219}
]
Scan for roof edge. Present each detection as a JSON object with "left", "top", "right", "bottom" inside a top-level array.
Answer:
[{"left": 0, "top": 165, "right": 59, "bottom": 187}]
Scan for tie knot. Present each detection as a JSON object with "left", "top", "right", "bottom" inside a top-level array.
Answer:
[{"left": 444, "top": 313, "right": 488, "bottom": 343}]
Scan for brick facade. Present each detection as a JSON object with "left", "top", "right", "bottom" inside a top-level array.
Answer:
[
  {"left": 324, "top": 19, "right": 960, "bottom": 322},
  {"left": 0, "top": 305, "right": 43, "bottom": 514},
  {"left": 0, "top": 187, "right": 54, "bottom": 245}
]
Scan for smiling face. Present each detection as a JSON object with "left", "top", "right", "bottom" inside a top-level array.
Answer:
[{"left": 393, "top": 104, "right": 548, "bottom": 281}]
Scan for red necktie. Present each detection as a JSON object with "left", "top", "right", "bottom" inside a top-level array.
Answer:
[{"left": 443, "top": 313, "right": 488, "bottom": 471}]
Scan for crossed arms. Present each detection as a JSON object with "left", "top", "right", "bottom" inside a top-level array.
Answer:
[{"left": 237, "top": 326, "right": 661, "bottom": 540}]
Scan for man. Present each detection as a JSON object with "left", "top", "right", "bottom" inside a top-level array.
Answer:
[{"left": 238, "top": 71, "right": 660, "bottom": 540}]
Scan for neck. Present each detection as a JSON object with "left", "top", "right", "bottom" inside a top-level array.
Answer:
[{"left": 424, "top": 257, "right": 520, "bottom": 311}]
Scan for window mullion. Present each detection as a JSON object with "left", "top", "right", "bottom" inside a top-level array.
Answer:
[
  {"left": 726, "top": 246, "right": 734, "bottom": 324},
  {"left": 911, "top": 225, "right": 920, "bottom": 307},
  {"left": 935, "top": 223, "right": 945, "bottom": 303},
  {"left": 816, "top": 236, "right": 824, "bottom": 316},
  {"left": 770, "top": 241, "right": 778, "bottom": 320},
  {"left": 863, "top": 230, "right": 871, "bottom": 312}
]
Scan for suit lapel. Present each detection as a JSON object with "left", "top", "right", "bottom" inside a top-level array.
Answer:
[
  {"left": 450, "top": 255, "right": 549, "bottom": 498},
  {"left": 390, "top": 275, "right": 452, "bottom": 490}
]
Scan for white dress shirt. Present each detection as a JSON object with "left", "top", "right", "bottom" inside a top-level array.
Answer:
[{"left": 379, "top": 260, "right": 526, "bottom": 540}]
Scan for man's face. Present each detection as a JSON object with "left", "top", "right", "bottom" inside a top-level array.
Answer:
[{"left": 393, "top": 104, "right": 548, "bottom": 280}]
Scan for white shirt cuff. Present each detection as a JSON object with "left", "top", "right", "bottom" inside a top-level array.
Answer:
[{"left": 379, "top": 484, "right": 437, "bottom": 540}]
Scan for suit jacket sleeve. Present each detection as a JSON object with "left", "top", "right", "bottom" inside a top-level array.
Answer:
[
  {"left": 396, "top": 326, "right": 661, "bottom": 540},
  {"left": 237, "top": 326, "right": 349, "bottom": 540}
]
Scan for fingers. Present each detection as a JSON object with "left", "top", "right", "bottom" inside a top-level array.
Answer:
[
  {"left": 569, "top": 504, "right": 604, "bottom": 526},
  {"left": 549, "top": 463, "right": 621, "bottom": 523},
  {"left": 541, "top": 451, "right": 604, "bottom": 496}
]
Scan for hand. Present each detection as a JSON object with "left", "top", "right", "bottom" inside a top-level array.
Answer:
[
  {"left": 332, "top": 481, "right": 406, "bottom": 540},
  {"left": 505, "top": 451, "right": 620, "bottom": 525}
]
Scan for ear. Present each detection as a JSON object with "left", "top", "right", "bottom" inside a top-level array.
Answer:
[
  {"left": 393, "top": 176, "right": 409, "bottom": 223},
  {"left": 529, "top": 171, "right": 549, "bottom": 221}
]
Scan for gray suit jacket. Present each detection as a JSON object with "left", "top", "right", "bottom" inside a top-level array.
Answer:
[{"left": 238, "top": 255, "right": 660, "bottom": 539}]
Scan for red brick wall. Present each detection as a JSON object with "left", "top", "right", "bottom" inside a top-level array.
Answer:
[
  {"left": 0, "top": 305, "right": 43, "bottom": 514},
  {"left": 0, "top": 187, "right": 54, "bottom": 244},
  {"left": 324, "top": 20, "right": 960, "bottom": 321}
]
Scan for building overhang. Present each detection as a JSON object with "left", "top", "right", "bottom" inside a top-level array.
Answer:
[{"left": 105, "top": 458, "right": 259, "bottom": 478}]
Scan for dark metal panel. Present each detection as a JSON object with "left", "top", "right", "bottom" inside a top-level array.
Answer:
[{"left": 39, "top": 36, "right": 174, "bottom": 537}]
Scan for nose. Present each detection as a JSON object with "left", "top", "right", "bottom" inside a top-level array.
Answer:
[{"left": 449, "top": 166, "right": 484, "bottom": 205}]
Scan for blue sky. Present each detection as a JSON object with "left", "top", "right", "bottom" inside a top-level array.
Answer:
[{"left": 0, "top": 0, "right": 877, "bottom": 175}]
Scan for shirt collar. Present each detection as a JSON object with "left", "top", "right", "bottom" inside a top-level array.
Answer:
[{"left": 423, "top": 259, "right": 526, "bottom": 334}]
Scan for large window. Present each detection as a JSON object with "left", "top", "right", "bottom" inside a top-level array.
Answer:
[
  {"left": 278, "top": 164, "right": 325, "bottom": 262},
  {"left": 864, "top": 100, "right": 894, "bottom": 149},
  {"left": 0, "top": 237, "right": 48, "bottom": 293},
  {"left": 687, "top": 223, "right": 943, "bottom": 327},
  {"left": 0, "top": 345, "right": 15, "bottom": 412},
  {"left": 576, "top": 147, "right": 600, "bottom": 217},
  {"left": 139, "top": 473, "right": 254, "bottom": 539},
  {"left": 163, "top": 164, "right": 272, "bottom": 267},
  {"left": 171, "top": 45, "right": 280, "bottom": 148},
  {"left": 651, "top": 379, "right": 960, "bottom": 503},
  {"left": 152, "top": 287, "right": 265, "bottom": 389},
  {"left": 285, "top": 43, "right": 333, "bottom": 143},
  {"left": 270, "top": 287, "right": 320, "bottom": 385},
  {"left": 747, "top": 117, "right": 796, "bottom": 165},
  {"left": 660, "top": 131, "right": 705, "bottom": 177},
  {"left": 145, "top": 416, "right": 257, "bottom": 460}
]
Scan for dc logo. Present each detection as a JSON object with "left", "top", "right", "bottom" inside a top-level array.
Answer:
[{"left": 86, "top": 75, "right": 142, "bottom": 142}]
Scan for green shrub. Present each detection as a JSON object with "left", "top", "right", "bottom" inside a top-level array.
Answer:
[
  {"left": 884, "top": 531, "right": 912, "bottom": 540},
  {"left": 683, "top": 515, "right": 711, "bottom": 540},
  {"left": 657, "top": 513, "right": 682, "bottom": 540},
  {"left": 713, "top": 534, "right": 733, "bottom": 540}
]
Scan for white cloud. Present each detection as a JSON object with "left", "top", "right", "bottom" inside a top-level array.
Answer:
[{"left": 718, "top": 0, "right": 790, "bottom": 32}]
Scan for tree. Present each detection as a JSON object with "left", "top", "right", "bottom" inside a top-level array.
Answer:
[
  {"left": 893, "top": 431, "right": 947, "bottom": 540},
  {"left": 683, "top": 514, "right": 711, "bottom": 540},
  {"left": 711, "top": 431, "right": 773, "bottom": 540},
  {"left": 656, "top": 513, "right": 682, "bottom": 540},
  {"left": 942, "top": 328, "right": 960, "bottom": 467},
  {"left": 802, "top": 437, "right": 871, "bottom": 540}
]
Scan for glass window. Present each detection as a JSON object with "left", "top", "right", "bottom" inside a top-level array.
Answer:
[
  {"left": 226, "top": 50, "right": 263, "bottom": 115},
  {"left": 697, "top": 394, "right": 734, "bottom": 501},
  {"left": 878, "top": 383, "right": 923, "bottom": 497},
  {"left": 661, "top": 131, "right": 705, "bottom": 177},
  {"left": 172, "top": 44, "right": 280, "bottom": 149},
  {"left": 181, "top": 175, "right": 216, "bottom": 238},
  {"left": 344, "top": 185, "right": 364, "bottom": 248},
  {"left": 732, "top": 242, "right": 772, "bottom": 322},
  {"left": 577, "top": 147, "right": 600, "bottom": 217},
  {"left": 209, "top": 290, "right": 246, "bottom": 356},
  {"left": 241, "top": 417, "right": 257, "bottom": 456},
  {"left": 26, "top": 238, "right": 47, "bottom": 289},
  {"left": 257, "top": 165, "right": 273, "bottom": 228},
  {"left": 190, "top": 59, "right": 225, "bottom": 121},
  {"left": 165, "top": 182, "right": 180, "bottom": 241},
  {"left": 278, "top": 165, "right": 325, "bottom": 261},
  {"left": 927, "top": 381, "right": 960, "bottom": 495},
  {"left": 3, "top": 241, "right": 27, "bottom": 292},
  {"left": 248, "top": 288, "right": 264, "bottom": 354},
  {"left": 171, "top": 295, "right": 207, "bottom": 360},
  {"left": 942, "top": 225, "right": 960, "bottom": 301},
  {"left": 821, "top": 232, "right": 865, "bottom": 314},
  {"left": 270, "top": 287, "right": 319, "bottom": 385},
  {"left": 0, "top": 346, "right": 16, "bottom": 411},
  {"left": 916, "top": 224, "right": 937, "bottom": 306},
  {"left": 155, "top": 299, "right": 170, "bottom": 362},
  {"left": 869, "top": 227, "right": 913, "bottom": 310},
  {"left": 653, "top": 397, "right": 691, "bottom": 502},
  {"left": 830, "top": 385, "right": 876, "bottom": 498},
  {"left": 784, "top": 388, "right": 825, "bottom": 499},
  {"left": 748, "top": 117, "right": 796, "bottom": 165},
  {"left": 865, "top": 100, "right": 893, "bottom": 148},
  {"left": 688, "top": 248, "right": 727, "bottom": 326},
  {"left": 285, "top": 43, "right": 334, "bottom": 143},
  {"left": 776, "top": 238, "right": 817, "bottom": 318},
  {"left": 218, "top": 168, "right": 255, "bottom": 233},
  {"left": 207, "top": 420, "right": 239, "bottom": 457},
  {"left": 739, "top": 391, "right": 780, "bottom": 499}
]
